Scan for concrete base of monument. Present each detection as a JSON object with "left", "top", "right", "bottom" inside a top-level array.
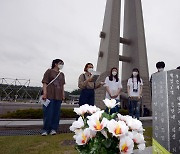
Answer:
[{"left": 134, "top": 147, "right": 152, "bottom": 154}]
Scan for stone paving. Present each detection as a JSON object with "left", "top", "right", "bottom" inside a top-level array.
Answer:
[{"left": 0, "top": 117, "right": 152, "bottom": 136}]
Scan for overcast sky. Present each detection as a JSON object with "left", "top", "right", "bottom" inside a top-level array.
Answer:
[{"left": 0, "top": 0, "right": 180, "bottom": 92}]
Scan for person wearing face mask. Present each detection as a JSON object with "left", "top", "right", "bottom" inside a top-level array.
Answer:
[
  {"left": 104, "top": 67, "right": 122, "bottom": 114},
  {"left": 41, "top": 59, "right": 65, "bottom": 136},
  {"left": 127, "top": 68, "right": 143, "bottom": 119},
  {"left": 78, "top": 63, "right": 103, "bottom": 106}
]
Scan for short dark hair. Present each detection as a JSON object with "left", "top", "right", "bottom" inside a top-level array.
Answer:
[
  {"left": 51, "top": 59, "right": 64, "bottom": 69},
  {"left": 177, "top": 66, "right": 180, "bottom": 69},
  {"left": 84, "top": 63, "right": 93, "bottom": 72},
  {"left": 156, "top": 61, "right": 165, "bottom": 69}
]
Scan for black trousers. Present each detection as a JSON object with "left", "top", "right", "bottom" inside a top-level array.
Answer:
[{"left": 79, "top": 89, "right": 95, "bottom": 106}]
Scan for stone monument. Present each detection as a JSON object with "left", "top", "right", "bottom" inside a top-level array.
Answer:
[
  {"left": 95, "top": 0, "right": 151, "bottom": 111},
  {"left": 152, "top": 69, "right": 180, "bottom": 153}
]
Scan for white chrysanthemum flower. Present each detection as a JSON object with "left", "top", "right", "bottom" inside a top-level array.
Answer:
[
  {"left": 128, "top": 131, "right": 145, "bottom": 144},
  {"left": 70, "top": 116, "right": 84, "bottom": 132},
  {"left": 73, "top": 128, "right": 91, "bottom": 145},
  {"left": 119, "top": 136, "right": 134, "bottom": 154},
  {"left": 74, "top": 104, "right": 89, "bottom": 116},
  {"left": 87, "top": 115, "right": 108, "bottom": 131},
  {"left": 87, "top": 105, "right": 101, "bottom": 114},
  {"left": 128, "top": 118, "right": 144, "bottom": 131},
  {"left": 89, "top": 129, "right": 97, "bottom": 138},
  {"left": 106, "top": 119, "right": 129, "bottom": 137},
  {"left": 87, "top": 110, "right": 104, "bottom": 120},
  {"left": 103, "top": 98, "right": 117, "bottom": 109},
  {"left": 117, "top": 114, "right": 133, "bottom": 124}
]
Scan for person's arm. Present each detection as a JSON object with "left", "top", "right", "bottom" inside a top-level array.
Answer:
[
  {"left": 127, "top": 79, "right": 131, "bottom": 97},
  {"left": 115, "top": 88, "right": 121, "bottom": 97},
  {"left": 114, "top": 81, "right": 123, "bottom": 97},
  {"left": 42, "top": 83, "right": 47, "bottom": 100},
  {"left": 104, "top": 77, "right": 112, "bottom": 97},
  {"left": 41, "top": 69, "right": 50, "bottom": 100},
  {"left": 139, "top": 79, "right": 143, "bottom": 99},
  {"left": 78, "top": 74, "right": 92, "bottom": 89},
  {"left": 139, "top": 85, "right": 143, "bottom": 98},
  {"left": 105, "top": 86, "right": 112, "bottom": 98},
  {"left": 62, "top": 85, "right": 65, "bottom": 100},
  {"left": 127, "top": 85, "right": 131, "bottom": 97},
  {"left": 94, "top": 81, "right": 105, "bottom": 89}
]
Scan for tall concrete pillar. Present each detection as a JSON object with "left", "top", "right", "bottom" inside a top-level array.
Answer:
[
  {"left": 95, "top": 0, "right": 121, "bottom": 108},
  {"left": 95, "top": 0, "right": 151, "bottom": 112},
  {"left": 121, "top": 0, "right": 151, "bottom": 111}
]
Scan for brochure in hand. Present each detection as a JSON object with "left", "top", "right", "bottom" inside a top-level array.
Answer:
[
  {"left": 91, "top": 75, "right": 100, "bottom": 82},
  {"left": 39, "top": 96, "right": 51, "bottom": 107},
  {"left": 90, "top": 71, "right": 100, "bottom": 82}
]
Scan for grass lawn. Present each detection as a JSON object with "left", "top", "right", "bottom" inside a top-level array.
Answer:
[{"left": 0, "top": 127, "right": 152, "bottom": 154}]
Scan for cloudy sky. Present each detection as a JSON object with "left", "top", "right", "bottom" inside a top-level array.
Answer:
[{"left": 0, "top": 0, "right": 180, "bottom": 92}]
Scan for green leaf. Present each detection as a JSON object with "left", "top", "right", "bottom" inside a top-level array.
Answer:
[
  {"left": 111, "top": 112, "right": 118, "bottom": 119},
  {"left": 100, "top": 147, "right": 108, "bottom": 154},
  {"left": 102, "top": 138, "right": 112, "bottom": 148},
  {"left": 102, "top": 112, "right": 111, "bottom": 120}
]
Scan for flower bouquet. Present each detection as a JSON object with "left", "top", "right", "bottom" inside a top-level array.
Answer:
[{"left": 70, "top": 99, "right": 146, "bottom": 154}]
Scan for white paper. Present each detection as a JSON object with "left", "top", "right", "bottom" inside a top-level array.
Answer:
[
  {"left": 90, "top": 71, "right": 100, "bottom": 76},
  {"left": 42, "top": 99, "right": 50, "bottom": 107},
  {"left": 39, "top": 96, "right": 50, "bottom": 107}
]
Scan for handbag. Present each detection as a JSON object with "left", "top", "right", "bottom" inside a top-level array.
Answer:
[{"left": 39, "top": 72, "right": 61, "bottom": 106}]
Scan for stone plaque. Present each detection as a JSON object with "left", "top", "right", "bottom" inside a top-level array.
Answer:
[{"left": 152, "top": 69, "right": 180, "bottom": 153}]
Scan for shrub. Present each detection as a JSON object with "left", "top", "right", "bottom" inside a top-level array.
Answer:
[
  {"left": 61, "top": 108, "right": 76, "bottom": 119},
  {"left": 119, "top": 109, "right": 129, "bottom": 115},
  {"left": 0, "top": 108, "right": 76, "bottom": 119},
  {"left": 0, "top": 109, "right": 43, "bottom": 119},
  {"left": 0, "top": 108, "right": 128, "bottom": 119}
]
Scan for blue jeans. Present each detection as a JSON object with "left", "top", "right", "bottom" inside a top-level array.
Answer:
[
  {"left": 79, "top": 89, "right": 95, "bottom": 106},
  {"left": 128, "top": 99, "right": 140, "bottom": 119},
  {"left": 43, "top": 99, "right": 62, "bottom": 133}
]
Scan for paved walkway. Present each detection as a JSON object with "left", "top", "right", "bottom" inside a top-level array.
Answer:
[
  {"left": 0, "top": 119, "right": 75, "bottom": 127},
  {"left": 0, "top": 117, "right": 152, "bottom": 136},
  {"left": 0, "top": 117, "right": 152, "bottom": 128}
]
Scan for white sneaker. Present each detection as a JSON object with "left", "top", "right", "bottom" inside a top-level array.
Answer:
[
  {"left": 50, "top": 130, "right": 57, "bottom": 135},
  {"left": 41, "top": 131, "right": 48, "bottom": 136}
]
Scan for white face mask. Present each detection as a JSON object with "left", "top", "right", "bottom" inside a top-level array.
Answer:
[
  {"left": 58, "top": 64, "right": 63, "bottom": 70},
  {"left": 112, "top": 71, "right": 117, "bottom": 76},
  {"left": 158, "top": 68, "right": 164, "bottom": 72},
  {"left": 133, "top": 72, "right": 138, "bottom": 76},
  {"left": 87, "top": 68, "right": 93, "bottom": 73}
]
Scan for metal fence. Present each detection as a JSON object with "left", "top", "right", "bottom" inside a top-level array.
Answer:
[{"left": 0, "top": 78, "right": 41, "bottom": 103}]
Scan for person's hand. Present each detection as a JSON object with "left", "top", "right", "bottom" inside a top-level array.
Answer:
[
  {"left": 87, "top": 76, "right": 93, "bottom": 82},
  {"left": 138, "top": 95, "right": 142, "bottom": 99},
  {"left": 42, "top": 93, "right": 47, "bottom": 101},
  {"left": 62, "top": 94, "right": 65, "bottom": 100},
  {"left": 100, "top": 82, "right": 105, "bottom": 85}
]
